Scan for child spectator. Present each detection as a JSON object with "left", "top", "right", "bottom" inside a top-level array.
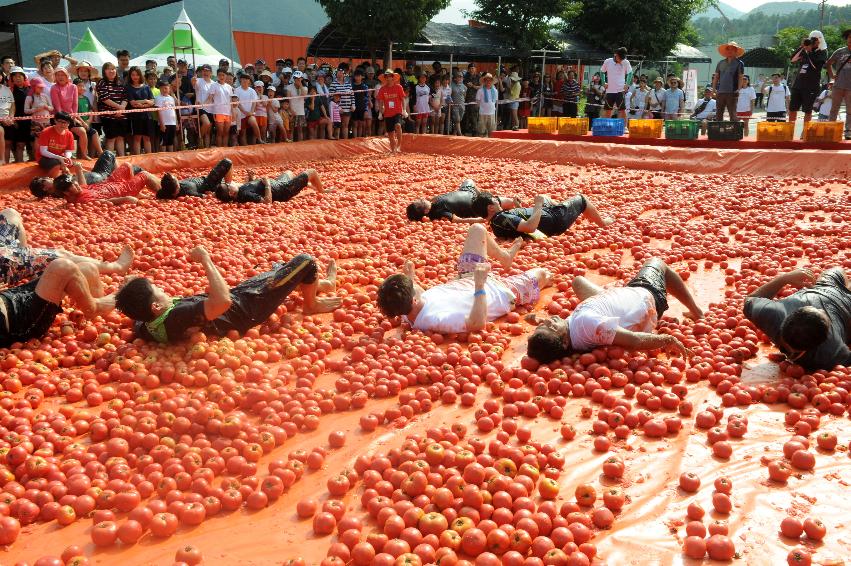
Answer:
[
  {"left": 518, "top": 78, "right": 531, "bottom": 130},
  {"left": 235, "top": 74, "right": 262, "bottom": 145},
  {"left": 440, "top": 75, "right": 452, "bottom": 134},
  {"left": 285, "top": 71, "right": 307, "bottom": 141},
  {"left": 253, "top": 81, "right": 268, "bottom": 143},
  {"left": 230, "top": 93, "right": 241, "bottom": 146},
  {"left": 155, "top": 80, "right": 177, "bottom": 152},
  {"left": 351, "top": 69, "right": 369, "bottom": 137},
  {"left": 208, "top": 69, "right": 233, "bottom": 148},
  {"left": 765, "top": 73, "right": 790, "bottom": 122},
  {"left": 24, "top": 77, "right": 53, "bottom": 136},
  {"left": 330, "top": 93, "right": 342, "bottom": 139},
  {"left": 413, "top": 73, "right": 431, "bottom": 133},
  {"left": 74, "top": 79, "right": 91, "bottom": 126},
  {"left": 305, "top": 84, "right": 323, "bottom": 140},
  {"left": 280, "top": 99, "right": 295, "bottom": 142},
  {"left": 814, "top": 83, "right": 832, "bottom": 121},
  {"left": 125, "top": 67, "right": 155, "bottom": 155},
  {"left": 736, "top": 75, "right": 757, "bottom": 136},
  {"left": 267, "top": 85, "right": 285, "bottom": 142}
]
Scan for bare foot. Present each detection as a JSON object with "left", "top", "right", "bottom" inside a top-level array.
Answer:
[
  {"left": 500, "top": 237, "right": 524, "bottom": 270},
  {"left": 601, "top": 216, "right": 615, "bottom": 227},
  {"left": 684, "top": 308, "right": 704, "bottom": 321},
  {"left": 318, "top": 260, "right": 337, "bottom": 294},
  {"left": 115, "top": 245, "right": 134, "bottom": 273},
  {"left": 304, "top": 296, "right": 342, "bottom": 314}
]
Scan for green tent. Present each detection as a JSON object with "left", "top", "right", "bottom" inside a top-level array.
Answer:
[
  {"left": 71, "top": 27, "right": 117, "bottom": 69},
  {"left": 130, "top": 7, "right": 232, "bottom": 68}
]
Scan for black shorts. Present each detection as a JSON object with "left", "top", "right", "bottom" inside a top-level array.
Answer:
[
  {"left": 199, "top": 110, "right": 213, "bottom": 120},
  {"left": 204, "top": 254, "right": 318, "bottom": 336},
  {"left": 0, "top": 278, "right": 63, "bottom": 348},
  {"left": 385, "top": 114, "right": 403, "bottom": 131},
  {"left": 101, "top": 118, "right": 127, "bottom": 139},
  {"left": 1, "top": 124, "right": 15, "bottom": 142},
  {"left": 38, "top": 156, "right": 63, "bottom": 171},
  {"left": 352, "top": 109, "right": 367, "bottom": 121},
  {"left": 272, "top": 172, "right": 310, "bottom": 202},
  {"left": 626, "top": 258, "right": 669, "bottom": 316},
  {"left": 11, "top": 120, "right": 30, "bottom": 143},
  {"left": 129, "top": 116, "right": 153, "bottom": 137},
  {"left": 71, "top": 125, "right": 97, "bottom": 139},
  {"left": 766, "top": 111, "right": 786, "bottom": 122},
  {"left": 789, "top": 88, "right": 818, "bottom": 113},
  {"left": 542, "top": 194, "right": 587, "bottom": 237},
  {"left": 160, "top": 124, "right": 176, "bottom": 146},
  {"left": 604, "top": 92, "right": 625, "bottom": 110}
]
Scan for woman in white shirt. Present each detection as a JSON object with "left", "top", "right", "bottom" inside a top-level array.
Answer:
[{"left": 736, "top": 75, "right": 757, "bottom": 136}]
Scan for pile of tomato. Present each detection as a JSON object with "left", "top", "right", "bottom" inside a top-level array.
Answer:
[{"left": 0, "top": 153, "right": 848, "bottom": 565}]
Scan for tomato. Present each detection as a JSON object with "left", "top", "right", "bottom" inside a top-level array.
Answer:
[
  {"left": 802, "top": 517, "right": 826, "bottom": 541},
  {"left": 602, "top": 456, "right": 624, "bottom": 479},
  {"left": 175, "top": 545, "right": 204, "bottom": 566},
  {"left": 678, "top": 472, "right": 700, "bottom": 493},
  {"left": 574, "top": 484, "right": 596, "bottom": 507},
  {"left": 780, "top": 517, "right": 803, "bottom": 538},
  {"left": 297, "top": 498, "right": 318, "bottom": 519},
  {"left": 790, "top": 450, "right": 815, "bottom": 471},
  {"left": 313, "top": 512, "right": 337, "bottom": 536},
  {"left": 150, "top": 512, "right": 179, "bottom": 537},
  {"left": 91, "top": 521, "right": 118, "bottom": 547},
  {"left": 787, "top": 547, "right": 812, "bottom": 566},
  {"left": 682, "top": 536, "right": 706, "bottom": 559},
  {"left": 117, "top": 519, "right": 144, "bottom": 544},
  {"left": 352, "top": 542, "right": 377, "bottom": 565},
  {"left": 706, "top": 534, "right": 735, "bottom": 560}
]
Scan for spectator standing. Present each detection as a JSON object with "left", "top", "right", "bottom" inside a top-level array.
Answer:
[
  {"left": 646, "top": 77, "right": 665, "bottom": 119},
  {"left": 737, "top": 75, "right": 757, "bottom": 136},
  {"left": 712, "top": 41, "right": 745, "bottom": 121},
  {"left": 253, "top": 81, "right": 269, "bottom": 142},
  {"left": 439, "top": 75, "right": 452, "bottom": 134},
  {"left": 32, "top": 60, "right": 55, "bottom": 98},
  {"left": 329, "top": 66, "right": 353, "bottom": 139},
  {"left": 626, "top": 77, "right": 649, "bottom": 119},
  {"left": 507, "top": 71, "right": 521, "bottom": 130},
  {"left": 98, "top": 62, "right": 130, "bottom": 156},
  {"left": 662, "top": 76, "right": 684, "bottom": 119},
  {"left": 125, "top": 67, "right": 155, "bottom": 155},
  {"left": 0, "top": 56, "right": 14, "bottom": 87},
  {"left": 413, "top": 73, "right": 431, "bottom": 133},
  {"left": 552, "top": 70, "right": 565, "bottom": 116},
  {"left": 286, "top": 71, "right": 308, "bottom": 141},
  {"left": 315, "top": 72, "right": 334, "bottom": 140},
  {"left": 463, "top": 64, "right": 481, "bottom": 136},
  {"left": 476, "top": 73, "right": 498, "bottom": 137},
  {"left": 377, "top": 69, "right": 406, "bottom": 152},
  {"left": 195, "top": 64, "right": 215, "bottom": 148},
  {"left": 155, "top": 80, "right": 177, "bottom": 152},
  {"left": 116, "top": 50, "right": 131, "bottom": 83},
  {"left": 450, "top": 72, "right": 466, "bottom": 136},
  {"left": 765, "top": 72, "right": 790, "bottom": 122},
  {"left": 51, "top": 66, "right": 100, "bottom": 159},
  {"left": 541, "top": 73, "right": 554, "bottom": 117},
  {"left": 268, "top": 85, "right": 285, "bottom": 142},
  {"left": 690, "top": 87, "right": 717, "bottom": 135},
  {"left": 814, "top": 83, "right": 832, "bottom": 121},
  {"left": 24, "top": 77, "right": 53, "bottom": 137},
  {"left": 586, "top": 73, "right": 605, "bottom": 125},
  {"left": 755, "top": 74, "right": 766, "bottom": 108},
  {"left": 601, "top": 47, "right": 632, "bottom": 118},
  {"left": 235, "top": 73, "right": 262, "bottom": 145},
  {"left": 208, "top": 68, "right": 234, "bottom": 149},
  {"left": 365, "top": 66, "right": 380, "bottom": 135},
  {"left": 9, "top": 67, "right": 29, "bottom": 162},
  {"left": 789, "top": 32, "right": 828, "bottom": 132},
  {"left": 0, "top": 76, "right": 12, "bottom": 164},
  {"left": 518, "top": 78, "right": 531, "bottom": 130},
  {"left": 825, "top": 28, "right": 851, "bottom": 139},
  {"left": 561, "top": 70, "right": 581, "bottom": 118}
]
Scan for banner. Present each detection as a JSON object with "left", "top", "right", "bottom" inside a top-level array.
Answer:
[{"left": 683, "top": 68, "right": 699, "bottom": 112}]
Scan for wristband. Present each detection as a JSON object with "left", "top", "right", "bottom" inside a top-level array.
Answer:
[{"left": 474, "top": 289, "right": 486, "bottom": 297}]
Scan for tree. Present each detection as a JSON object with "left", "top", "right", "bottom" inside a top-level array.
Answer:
[
  {"left": 773, "top": 26, "right": 809, "bottom": 64},
  {"left": 318, "top": 0, "right": 450, "bottom": 66},
  {"left": 568, "top": 0, "right": 709, "bottom": 60},
  {"left": 465, "top": 0, "right": 580, "bottom": 50}
]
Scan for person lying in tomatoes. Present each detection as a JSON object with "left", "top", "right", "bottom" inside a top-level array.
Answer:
[
  {"left": 29, "top": 150, "right": 119, "bottom": 199},
  {"left": 114, "top": 246, "right": 340, "bottom": 344},
  {"left": 54, "top": 162, "right": 160, "bottom": 205},
  {"left": 376, "top": 224, "right": 552, "bottom": 334},
  {"left": 744, "top": 267, "right": 851, "bottom": 371},
  {"left": 472, "top": 193, "right": 614, "bottom": 240},
  {"left": 406, "top": 179, "right": 520, "bottom": 223},
  {"left": 526, "top": 258, "right": 703, "bottom": 363},
  {"left": 214, "top": 168, "right": 330, "bottom": 204},
  {"left": 156, "top": 158, "right": 234, "bottom": 199}
]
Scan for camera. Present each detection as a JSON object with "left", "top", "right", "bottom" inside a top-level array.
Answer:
[{"left": 803, "top": 38, "right": 813, "bottom": 46}]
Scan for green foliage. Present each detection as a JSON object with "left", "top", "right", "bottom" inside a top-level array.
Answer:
[
  {"left": 568, "top": 0, "right": 707, "bottom": 59},
  {"left": 693, "top": 4, "right": 851, "bottom": 46},
  {"left": 773, "top": 26, "right": 809, "bottom": 61},
  {"left": 465, "top": 0, "right": 580, "bottom": 50},
  {"left": 318, "top": 0, "right": 449, "bottom": 50},
  {"left": 678, "top": 22, "right": 702, "bottom": 47}
]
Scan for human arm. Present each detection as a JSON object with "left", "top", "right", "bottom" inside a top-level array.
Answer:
[
  {"left": 449, "top": 215, "right": 486, "bottom": 224},
  {"left": 262, "top": 178, "right": 272, "bottom": 204},
  {"left": 39, "top": 144, "right": 73, "bottom": 166},
  {"left": 826, "top": 50, "right": 838, "bottom": 80},
  {"left": 33, "top": 49, "right": 61, "bottom": 67},
  {"left": 402, "top": 261, "right": 426, "bottom": 297},
  {"left": 465, "top": 263, "right": 490, "bottom": 332},
  {"left": 516, "top": 195, "right": 546, "bottom": 234},
  {"left": 498, "top": 196, "right": 520, "bottom": 210},
  {"left": 747, "top": 267, "right": 815, "bottom": 299},
  {"left": 190, "top": 246, "right": 233, "bottom": 320},
  {"left": 105, "top": 196, "right": 139, "bottom": 205},
  {"left": 612, "top": 328, "right": 692, "bottom": 358}
]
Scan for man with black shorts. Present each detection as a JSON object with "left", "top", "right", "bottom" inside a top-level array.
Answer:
[
  {"left": 0, "top": 208, "right": 133, "bottom": 288},
  {"left": 214, "top": 169, "right": 328, "bottom": 204},
  {"left": 526, "top": 258, "right": 703, "bottom": 363},
  {"left": 744, "top": 267, "right": 851, "bottom": 371},
  {"left": 472, "top": 194, "right": 614, "bottom": 240},
  {"left": 377, "top": 69, "right": 406, "bottom": 153},
  {"left": 115, "top": 246, "right": 340, "bottom": 344},
  {"left": 157, "top": 158, "right": 233, "bottom": 199},
  {"left": 29, "top": 150, "right": 119, "bottom": 198},
  {"left": 601, "top": 48, "right": 632, "bottom": 118},
  {"left": 789, "top": 35, "right": 827, "bottom": 130},
  {"left": 406, "top": 179, "right": 519, "bottom": 223}
]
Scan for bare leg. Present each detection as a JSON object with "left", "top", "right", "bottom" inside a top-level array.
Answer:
[
  {"left": 463, "top": 224, "right": 522, "bottom": 270},
  {"left": 140, "top": 172, "right": 161, "bottom": 193},
  {"left": 656, "top": 259, "right": 703, "bottom": 319},
  {"left": 1, "top": 208, "right": 27, "bottom": 247},
  {"left": 88, "top": 132, "right": 103, "bottom": 157},
  {"left": 318, "top": 260, "right": 336, "bottom": 293},
  {"left": 572, "top": 276, "right": 604, "bottom": 301},
  {"left": 577, "top": 196, "right": 615, "bottom": 227},
  {"left": 530, "top": 267, "right": 553, "bottom": 290},
  {"left": 34, "top": 258, "right": 115, "bottom": 319},
  {"left": 305, "top": 169, "right": 330, "bottom": 193},
  {"left": 57, "top": 244, "right": 134, "bottom": 275}
]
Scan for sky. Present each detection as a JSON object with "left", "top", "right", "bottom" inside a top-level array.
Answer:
[{"left": 433, "top": 0, "right": 851, "bottom": 24}]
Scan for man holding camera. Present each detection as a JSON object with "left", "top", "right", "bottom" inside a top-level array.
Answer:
[
  {"left": 826, "top": 28, "right": 851, "bottom": 140},
  {"left": 789, "top": 34, "right": 827, "bottom": 132}
]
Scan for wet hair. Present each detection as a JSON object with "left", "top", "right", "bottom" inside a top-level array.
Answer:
[
  {"left": 160, "top": 174, "right": 179, "bottom": 196},
  {"left": 527, "top": 326, "right": 571, "bottom": 363},
  {"left": 115, "top": 277, "right": 158, "bottom": 322},
  {"left": 29, "top": 177, "right": 52, "bottom": 199},
  {"left": 377, "top": 274, "right": 415, "bottom": 317},
  {"left": 781, "top": 307, "right": 829, "bottom": 352},
  {"left": 54, "top": 174, "right": 76, "bottom": 195},
  {"left": 215, "top": 184, "right": 235, "bottom": 202},
  {"left": 471, "top": 193, "right": 498, "bottom": 219},
  {"left": 615, "top": 47, "right": 628, "bottom": 60},
  {"left": 406, "top": 201, "right": 429, "bottom": 221}
]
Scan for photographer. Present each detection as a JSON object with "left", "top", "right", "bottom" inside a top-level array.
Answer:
[{"left": 789, "top": 31, "right": 828, "bottom": 133}]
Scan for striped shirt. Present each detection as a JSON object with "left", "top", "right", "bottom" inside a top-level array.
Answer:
[
  {"left": 328, "top": 77, "right": 353, "bottom": 112},
  {"left": 96, "top": 78, "right": 126, "bottom": 112},
  {"left": 561, "top": 80, "right": 580, "bottom": 103}
]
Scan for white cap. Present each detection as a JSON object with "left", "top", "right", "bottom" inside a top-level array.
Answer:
[
  {"left": 292, "top": 71, "right": 304, "bottom": 79},
  {"left": 282, "top": 67, "right": 293, "bottom": 74},
  {"left": 254, "top": 80, "right": 264, "bottom": 87}
]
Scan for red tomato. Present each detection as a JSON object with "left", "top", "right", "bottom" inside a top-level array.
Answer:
[{"left": 90, "top": 521, "right": 118, "bottom": 547}]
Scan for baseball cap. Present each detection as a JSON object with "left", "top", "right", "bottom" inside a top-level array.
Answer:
[
  {"left": 383, "top": 69, "right": 394, "bottom": 75},
  {"left": 9, "top": 66, "right": 26, "bottom": 76},
  {"left": 200, "top": 64, "right": 212, "bottom": 71},
  {"left": 253, "top": 80, "right": 264, "bottom": 87},
  {"left": 292, "top": 70, "right": 304, "bottom": 79},
  {"left": 255, "top": 59, "right": 266, "bottom": 65},
  {"left": 177, "top": 59, "right": 187, "bottom": 65},
  {"left": 282, "top": 67, "right": 292, "bottom": 74},
  {"left": 275, "top": 58, "right": 285, "bottom": 64}
]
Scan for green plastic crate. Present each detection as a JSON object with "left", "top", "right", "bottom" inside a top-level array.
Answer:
[{"left": 664, "top": 119, "right": 700, "bottom": 140}]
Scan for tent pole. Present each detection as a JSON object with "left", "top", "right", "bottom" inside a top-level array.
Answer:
[
  {"left": 62, "top": 0, "right": 72, "bottom": 56},
  {"left": 228, "top": 0, "right": 234, "bottom": 66},
  {"left": 539, "top": 50, "right": 547, "bottom": 116}
]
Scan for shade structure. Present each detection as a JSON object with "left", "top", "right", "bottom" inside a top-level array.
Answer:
[
  {"left": 129, "top": 7, "right": 232, "bottom": 68},
  {"left": 70, "top": 27, "right": 116, "bottom": 68},
  {"left": 0, "top": 0, "right": 180, "bottom": 24}
]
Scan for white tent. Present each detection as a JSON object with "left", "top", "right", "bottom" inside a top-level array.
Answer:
[
  {"left": 130, "top": 7, "right": 231, "bottom": 69},
  {"left": 71, "top": 27, "right": 117, "bottom": 69}
]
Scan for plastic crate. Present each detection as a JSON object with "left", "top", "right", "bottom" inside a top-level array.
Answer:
[
  {"left": 664, "top": 119, "right": 700, "bottom": 140},
  {"left": 557, "top": 117, "right": 589, "bottom": 136},
  {"left": 527, "top": 117, "right": 558, "bottom": 134},
  {"left": 804, "top": 121, "right": 844, "bottom": 143},
  {"left": 707, "top": 121, "right": 744, "bottom": 141},
  {"left": 756, "top": 121, "right": 794, "bottom": 141},
  {"left": 628, "top": 119, "right": 663, "bottom": 139},
  {"left": 591, "top": 118, "right": 625, "bottom": 137}
]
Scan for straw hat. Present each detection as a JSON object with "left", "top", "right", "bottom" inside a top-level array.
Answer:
[
  {"left": 509, "top": 72, "right": 521, "bottom": 82},
  {"left": 9, "top": 66, "right": 26, "bottom": 78},
  {"left": 717, "top": 41, "right": 745, "bottom": 58},
  {"left": 75, "top": 61, "right": 98, "bottom": 78}
]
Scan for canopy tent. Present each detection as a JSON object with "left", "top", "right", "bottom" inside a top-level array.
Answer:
[
  {"left": 129, "top": 7, "right": 232, "bottom": 68},
  {"left": 70, "top": 27, "right": 116, "bottom": 68},
  {"left": 740, "top": 47, "right": 785, "bottom": 68}
]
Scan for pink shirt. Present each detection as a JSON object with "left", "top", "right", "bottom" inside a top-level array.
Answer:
[{"left": 50, "top": 82, "right": 78, "bottom": 114}]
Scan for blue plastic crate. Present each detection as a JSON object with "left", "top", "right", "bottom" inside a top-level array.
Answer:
[{"left": 591, "top": 118, "right": 625, "bottom": 137}]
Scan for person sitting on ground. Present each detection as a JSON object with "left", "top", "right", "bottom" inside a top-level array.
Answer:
[
  {"left": 526, "top": 258, "right": 703, "bottom": 363},
  {"left": 115, "top": 246, "right": 340, "bottom": 344},
  {"left": 30, "top": 150, "right": 119, "bottom": 199},
  {"left": 54, "top": 162, "right": 160, "bottom": 205},
  {"left": 743, "top": 266, "right": 851, "bottom": 371},
  {"left": 472, "top": 193, "right": 614, "bottom": 240},
  {"left": 376, "top": 223, "right": 552, "bottom": 334},
  {"left": 0, "top": 251, "right": 116, "bottom": 348},
  {"left": 214, "top": 169, "right": 329, "bottom": 204},
  {"left": 406, "top": 179, "right": 520, "bottom": 223},
  {"left": 0, "top": 207, "right": 134, "bottom": 288},
  {"left": 35, "top": 111, "right": 73, "bottom": 174},
  {"left": 157, "top": 158, "right": 233, "bottom": 199}
]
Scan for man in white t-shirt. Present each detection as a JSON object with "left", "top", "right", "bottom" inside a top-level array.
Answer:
[
  {"left": 235, "top": 73, "right": 264, "bottom": 144},
  {"left": 526, "top": 258, "right": 703, "bottom": 363},
  {"left": 376, "top": 224, "right": 552, "bottom": 334},
  {"left": 765, "top": 73, "right": 790, "bottom": 122},
  {"left": 600, "top": 47, "right": 633, "bottom": 118},
  {"left": 285, "top": 71, "right": 308, "bottom": 141},
  {"left": 476, "top": 73, "right": 499, "bottom": 137},
  {"left": 194, "top": 64, "right": 215, "bottom": 148}
]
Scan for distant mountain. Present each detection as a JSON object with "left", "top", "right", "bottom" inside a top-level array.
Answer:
[
  {"left": 749, "top": 1, "right": 820, "bottom": 16},
  {"left": 18, "top": 0, "right": 328, "bottom": 64},
  {"left": 692, "top": 2, "right": 746, "bottom": 21}
]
